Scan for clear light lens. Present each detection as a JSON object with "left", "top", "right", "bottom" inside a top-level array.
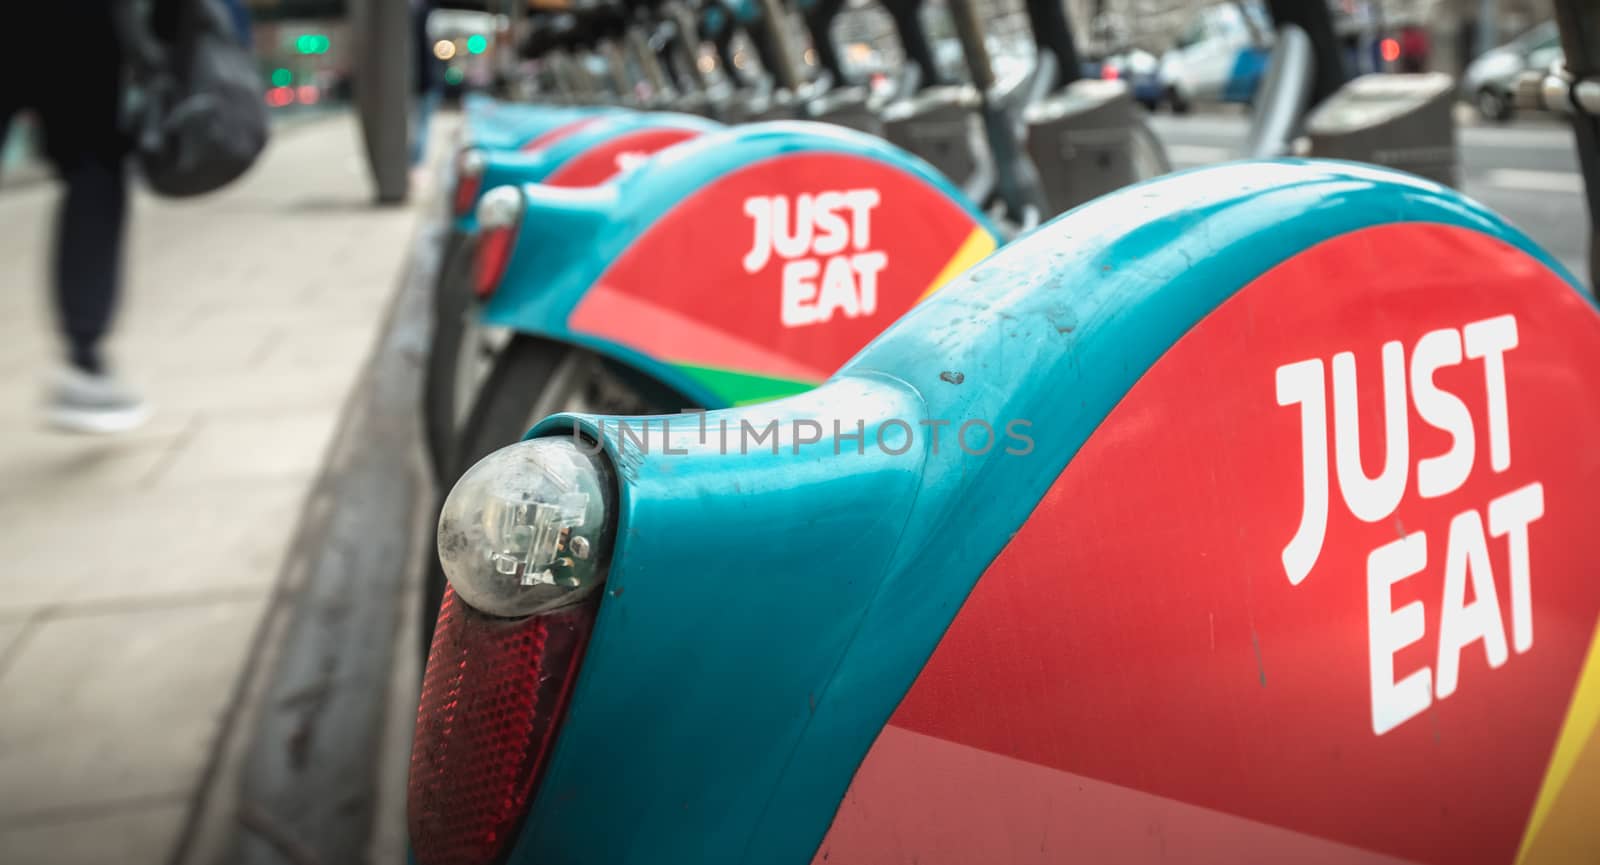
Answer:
[
  {"left": 475, "top": 185, "right": 523, "bottom": 230},
  {"left": 437, "top": 437, "right": 611, "bottom": 618}
]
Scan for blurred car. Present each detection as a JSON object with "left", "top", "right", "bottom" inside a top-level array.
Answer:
[
  {"left": 1159, "top": 0, "right": 1272, "bottom": 112},
  {"left": 1097, "top": 49, "right": 1166, "bottom": 111},
  {"left": 1463, "top": 20, "right": 1564, "bottom": 122}
]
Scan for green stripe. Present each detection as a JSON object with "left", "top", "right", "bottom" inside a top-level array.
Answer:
[{"left": 673, "top": 363, "right": 819, "bottom": 406}]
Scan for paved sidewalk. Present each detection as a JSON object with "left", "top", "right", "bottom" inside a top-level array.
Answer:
[{"left": 0, "top": 114, "right": 442, "bottom": 864}]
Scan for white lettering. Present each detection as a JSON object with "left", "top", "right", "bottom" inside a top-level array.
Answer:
[
  {"left": 812, "top": 191, "right": 850, "bottom": 255},
  {"left": 1410, "top": 329, "right": 1475, "bottom": 498},
  {"left": 1435, "top": 509, "right": 1509, "bottom": 700},
  {"left": 742, "top": 197, "right": 772, "bottom": 273},
  {"left": 780, "top": 259, "right": 821, "bottom": 327},
  {"left": 1277, "top": 358, "right": 1328, "bottom": 586},
  {"left": 1333, "top": 342, "right": 1410, "bottom": 522},
  {"left": 1489, "top": 482, "right": 1544, "bottom": 654},
  {"left": 843, "top": 189, "right": 880, "bottom": 250},
  {"left": 772, "top": 194, "right": 814, "bottom": 260},
  {"left": 1282, "top": 314, "right": 1538, "bottom": 737},
  {"left": 852, "top": 251, "right": 887, "bottom": 317},
  {"left": 1463, "top": 315, "right": 1518, "bottom": 472},
  {"left": 1368, "top": 532, "right": 1432, "bottom": 735},
  {"left": 746, "top": 188, "right": 886, "bottom": 329},
  {"left": 815, "top": 256, "right": 860, "bottom": 322}
]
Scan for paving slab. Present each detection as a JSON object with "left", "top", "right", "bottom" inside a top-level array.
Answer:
[
  {"left": 0, "top": 478, "right": 304, "bottom": 614},
  {"left": 0, "top": 800, "right": 187, "bottom": 865},
  {"left": 0, "top": 111, "right": 446, "bottom": 864},
  {"left": 0, "top": 599, "right": 267, "bottom": 819},
  {"left": 0, "top": 621, "right": 24, "bottom": 661},
  {"left": 143, "top": 366, "right": 355, "bottom": 418},
  {"left": 0, "top": 413, "right": 194, "bottom": 512},
  {"left": 153, "top": 411, "right": 342, "bottom": 487}
]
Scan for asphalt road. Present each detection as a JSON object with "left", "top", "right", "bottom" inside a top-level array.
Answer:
[{"left": 1148, "top": 113, "right": 1589, "bottom": 286}]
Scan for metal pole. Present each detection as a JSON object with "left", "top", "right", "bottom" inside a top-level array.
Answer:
[
  {"left": 552, "top": 48, "right": 575, "bottom": 100},
  {"left": 552, "top": 48, "right": 584, "bottom": 100},
  {"left": 1476, "top": 0, "right": 1498, "bottom": 58},
  {"left": 502, "top": 0, "right": 525, "bottom": 95},
  {"left": 754, "top": 0, "right": 802, "bottom": 91},
  {"left": 946, "top": 0, "right": 996, "bottom": 90},
  {"left": 669, "top": 2, "right": 714, "bottom": 92},
  {"left": 1550, "top": 0, "right": 1600, "bottom": 289},
  {"left": 353, "top": 0, "right": 413, "bottom": 204},
  {"left": 577, "top": 45, "right": 607, "bottom": 100},
  {"left": 603, "top": 38, "right": 634, "bottom": 98},
  {"left": 713, "top": 25, "right": 746, "bottom": 87},
  {"left": 628, "top": 24, "right": 676, "bottom": 97}
]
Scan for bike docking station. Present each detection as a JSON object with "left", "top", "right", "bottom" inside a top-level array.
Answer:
[
  {"left": 402, "top": 2, "right": 1600, "bottom": 864},
  {"left": 1306, "top": 72, "right": 1460, "bottom": 188},
  {"left": 415, "top": 156, "right": 1600, "bottom": 865}
]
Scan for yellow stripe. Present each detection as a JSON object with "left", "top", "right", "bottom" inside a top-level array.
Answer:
[
  {"left": 1516, "top": 616, "right": 1600, "bottom": 863},
  {"left": 917, "top": 228, "right": 998, "bottom": 304}
]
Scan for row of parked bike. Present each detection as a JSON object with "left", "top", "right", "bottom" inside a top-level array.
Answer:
[{"left": 408, "top": 0, "right": 1600, "bottom": 863}]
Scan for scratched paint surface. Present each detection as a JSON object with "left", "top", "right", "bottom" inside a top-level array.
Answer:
[{"left": 816, "top": 223, "right": 1600, "bottom": 864}]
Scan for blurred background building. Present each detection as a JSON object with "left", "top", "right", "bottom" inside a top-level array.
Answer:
[
  {"left": 817, "top": 0, "right": 1557, "bottom": 91},
  {"left": 0, "top": 0, "right": 1570, "bottom": 190},
  {"left": 1062, "top": 0, "right": 1552, "bottom": 71}
]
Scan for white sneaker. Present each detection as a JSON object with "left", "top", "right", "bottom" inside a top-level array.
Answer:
[{"left": 46, "top": 365, "right": 150, "bottom": 434}]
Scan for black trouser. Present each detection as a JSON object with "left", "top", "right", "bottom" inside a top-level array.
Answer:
[{"left": 1, "top": 4, "right": 130, "bottom": 374}]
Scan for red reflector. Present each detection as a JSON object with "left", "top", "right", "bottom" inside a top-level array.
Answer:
[
  {"left": 409, "top": 589, "right": 596, "bottom": 865},
  {"left": 474, "top": 227, "right": 516, "bottom": 299},
  {"left": 453, "top": 173, "right": 483, "bottom": 218},
  {"left": 1101, "top": 64, "right": 1119, "bottom": 81}
]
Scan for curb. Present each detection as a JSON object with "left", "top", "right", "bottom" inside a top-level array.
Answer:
[{"left": 169, "top": 200, "right": 445, "bottom": 865}]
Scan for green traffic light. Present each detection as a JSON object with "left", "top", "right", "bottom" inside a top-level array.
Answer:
[
  {"left": 466, "top": 34, "right": 487, "bottom": 55},
  {"left": 271, "top": 67, "right": 292, "bottom": 87},
  {"left": 444, "top": 67, "right": 464, "bottom": 85},
  {"left": 295, "top": 34, "right": 330, "bottom": 54}
]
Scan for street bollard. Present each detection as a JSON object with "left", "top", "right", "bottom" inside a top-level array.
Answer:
[
  {"left": 352, "top": 0, "right": 412, "bottom": 204},
  {"left": 882, "top": 86, "right": 985, "bottom": 189},
  {"left": 1305, "top": 72, "right": 1459, "bottom": 188},
  {"left": 1023, "top": 79, "right": 1137, "bottom": 214}
]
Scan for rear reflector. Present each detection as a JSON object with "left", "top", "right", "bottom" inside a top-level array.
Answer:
[
  {"left": 471, "top": 185, "right": 523, "bottom": 300},
  {"left": 474, "top": 227, "right": 515, "bottom": 299},
  {"left": 453, "top": 150, "right": 486, "bottom": 218},
  {"left": 408, "top": 589, "right": 597, "bottom": 865},
  {"left": 453, "top": 179, "right": 480, "bottom": 219}
]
